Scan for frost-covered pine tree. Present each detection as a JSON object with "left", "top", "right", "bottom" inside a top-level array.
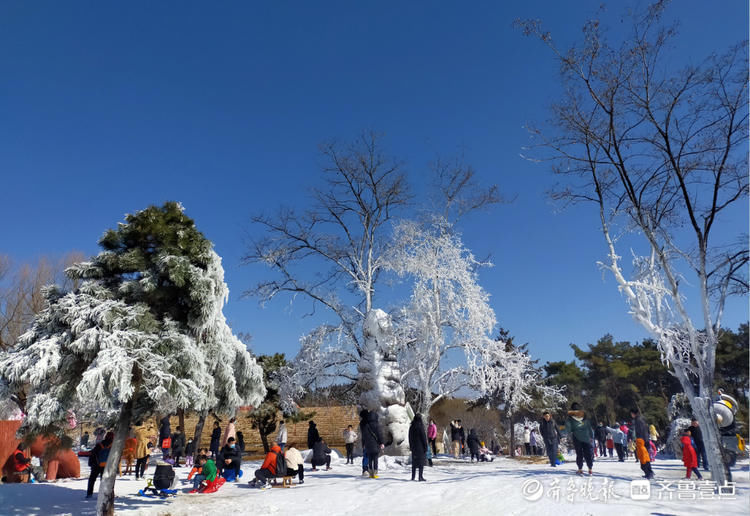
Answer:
[
  {"left": 0, "top": 203, "right": 264, "bottom": 516},
  {"left": 389, "top": 216, "right": 496, "bottom": 419}
]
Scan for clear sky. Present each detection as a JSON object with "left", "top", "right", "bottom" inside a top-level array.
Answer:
[{"left": 1, "top": 1, "right": 747, "bottom": 364}]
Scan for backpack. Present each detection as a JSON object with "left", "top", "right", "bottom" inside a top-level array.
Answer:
[
  {"left": 162, "top": 436, "right": 172, "bottom": 449},
  {"left": 97, "top": 446, "right": 111, "bottom": 468},
  {"left": 153, "top": 463, "right": 175, "bottom": 490},
  {"left": 274, "top": 451, "right": 287, "bottom": 477}
]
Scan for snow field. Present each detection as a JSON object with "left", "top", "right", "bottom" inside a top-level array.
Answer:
[{"left": 1, "top": 452, "right": 747, "bottom": 516}]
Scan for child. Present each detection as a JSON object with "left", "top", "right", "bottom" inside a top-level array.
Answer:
[
  {"left": 187, "top": 449, "right": 208, "bottom": 481},
  {"left": 635, "top": 438, "right": 654, "bottom": 479},
  {"left": 190, "top": 455, "right": 217, "bottom": 492},
  {"left": 681, "top": 429, "right": 703, "bottom": 480},
  {"left": 185, "top": 439, "right": 195, "bottom": 468}
]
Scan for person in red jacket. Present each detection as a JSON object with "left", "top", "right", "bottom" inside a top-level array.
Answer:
[
  {"left": 251, "top": 444, "right": 282, "bottom": 488},
  {"left": 681, "top": 428, "right": 703, "bottom": 480},
  {"left": 9, "top": 443, "right": 44, "bottom": 482}
]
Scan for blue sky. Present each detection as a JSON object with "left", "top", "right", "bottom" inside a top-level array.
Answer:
[{"left": 1, "top": 1, "right": 747, "bottom": 364}]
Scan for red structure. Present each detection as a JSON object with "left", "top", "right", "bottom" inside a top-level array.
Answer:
[{"left": 0, "top": 420, "right": 80, "bottom": 482}]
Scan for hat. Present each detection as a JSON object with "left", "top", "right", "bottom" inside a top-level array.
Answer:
[{"left": 570, "top": 402, "right": 581, "bottom": 411}]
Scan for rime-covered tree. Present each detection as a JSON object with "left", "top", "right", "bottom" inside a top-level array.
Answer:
[
  {"left": 389, "top": 216, "right": 496, "bottom": 419},
  {"left": 469, "top": 333, "right": 566, "bottom": 457},
  {"left": 0, "top": 203, "right": 265, "bottom": 516},
  {"left": 519, "top": 1, "right": 747, "bottom": 483}
]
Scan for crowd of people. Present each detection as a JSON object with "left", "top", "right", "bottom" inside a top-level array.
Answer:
[{"left": 7, "top": 403, "right": 717, "bottom": 500}]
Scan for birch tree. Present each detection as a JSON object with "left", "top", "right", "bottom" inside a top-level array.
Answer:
[{"left": 519, "top": 1, "right": 747, "bottom": 483}]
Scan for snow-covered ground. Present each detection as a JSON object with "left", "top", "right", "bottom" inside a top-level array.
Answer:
[{"left": 1, "top": 452, "right": 747, "bottom": 515}]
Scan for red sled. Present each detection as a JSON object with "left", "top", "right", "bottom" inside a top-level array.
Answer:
[{"left": 200, "top": 477, "right": 226, "bottom": 494}]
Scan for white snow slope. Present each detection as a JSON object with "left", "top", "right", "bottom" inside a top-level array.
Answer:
[{"left": 0, "top": 453, "right": 747, "bottom": 516}]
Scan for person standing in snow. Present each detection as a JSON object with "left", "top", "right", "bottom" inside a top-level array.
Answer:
[
  {"left": 450, "top": 420, "right": 460, "bottom": 458},
  {"left": 457, "top": 421, "right": 466, "bottom": 457},
  {"left": 170, "top": 426, "right": 186, "bottom": 467},
  {"left": 222, "top": 417, "right": 237, "bottom": 448},
  {"left": 343, "top": 425, "right": 358, "bottom": 464},
  {"left": 523, "top": 426, "right": 531, "bottom": 456},
  {"left": 595, "top": 422, "right": 607, "bottom": 458},
  {"left": 605, "top": 433, "right": 614, "bottom": 457},
  {"left": 530, "top": 429, "right": 539, "bottom": 455},
  {"left": 86, "top": 432, "right": 113, "bottom": 498},
  {"left": 360, "top": 409, "right": 384, "bottom": 478},
  {"left": 80, "top": 432, "right": 90, "bottom": 449},
  {"left": 690, "top": 418, "right": 708, "bottom": 471},
  {"left": 277, "top": 420, "right": 287, "bottom": 452},
  {"left": 307, "top": 421, "right": 320, "bottom": 450},
  {"left": 209, "top": 421, "right": 221, "bottom": 458},
  {"left": 408, "top": 414, "right": 428, "bottom": 481},
  {"left": 427, "top": 419, "right": 438, "bottom": 456},
  {"left": 158, "top": 415, "right": 171, "bottom": 450},
  {"left": 134, "top": 422, "right": 151, "bottom": 480},
  {"left": 648, "top": 424, "right": 659, "bottom": 461},
  {"left": 236, "top": 431, "right": 245, "bottom": 454},
  {"left": 605, "top": 423, "right": 627, "bottom": 462},
  {"left": 467, "top": 428, "right": 481, "bottom": 462},
  {"left": 565, "top": 402, "right": 595, "bottom": 476},
  {"left": 540, "top": 411, "right": 561, "bottom": 467}
]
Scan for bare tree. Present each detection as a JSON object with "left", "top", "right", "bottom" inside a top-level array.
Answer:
[
  {"left": 0, "top": 252, "right": 85, "bottom": 350},
  {"left": 244, "top": 131, "right": 410, "bottom": 380},
  {"left": 519, "top": 1, "right": 747, "bottom": 484}
]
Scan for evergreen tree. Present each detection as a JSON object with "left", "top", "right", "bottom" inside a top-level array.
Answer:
[{"left": 0, "top": 202, "right": 265, "bottom": 516}]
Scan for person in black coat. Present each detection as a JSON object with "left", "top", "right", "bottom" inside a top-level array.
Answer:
[
  {"left": 408, "top": 414, "right": 428, "bottom": 481},
  {"left": 360, "top": 410, "right": 384, "bottom": 478},
  {"left": 539, "top": 411, "right": 561, "bottom": 467},
  {"left": 690, "top": 418, "right": 708, "bottom": 471},
  {"left": 595, "top": 422, "right": 607, "bottom": 457},
  {"left": 311, "top": 438, "right": 332, "bottom": 470},
  {"left": 307, "top": 421, "right": 320, "bottom": 450},
  {"left": 218, "top": 437, "right": 242, "bottom": 480},
  {"left": 159, "top": 415, "right": 171, "bottom": 449},
  {"left": 209, "top": 421, "right": 221, "bottom": 458},
  {"left": 467, "top": 428, "right": 481, "bottom": 462},
  {"left": 170, "top": 426, "right": 186, "bottom": 467}
]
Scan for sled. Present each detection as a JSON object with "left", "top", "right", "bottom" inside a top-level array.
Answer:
[
  {"left": 271, "top": 476, "right": 293, "bottom": 488},
  {"left": 221, "top": 469, "right": 243, "bottom": 482},
  {"left": 200, "top": 476, "right": 226, "bottom": 493},
  {"left": 138, "top": 488, "right": 177, "bottom": 498}
]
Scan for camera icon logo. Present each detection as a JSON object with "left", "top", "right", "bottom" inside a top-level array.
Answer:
[{"left": 630, "top": 479, "right": 651, "bottom": 500}]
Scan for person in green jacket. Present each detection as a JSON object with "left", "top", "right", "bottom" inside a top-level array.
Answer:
[
  {"left": 565, "top": 402, "right": 595, "bottom": 476},
  {"left": 191, "top": 455, "right": 217, "bottom": 491}
]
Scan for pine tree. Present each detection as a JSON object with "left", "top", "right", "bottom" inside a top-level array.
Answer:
[{"left": 0, "top": 202, "right": 265, "bottom": 516}]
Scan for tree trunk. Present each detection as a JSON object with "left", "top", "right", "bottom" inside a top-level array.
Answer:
[
  {"left": 693, "top": 392, "right": 731, "bottom": 485},
  {"left": 508, "top": 412, "right": 515, "bottom": 457},
  {"left": 178, "top": 408, "right": 185, "bottom": 434},
  {"left": 96, "top": 398, "right": 133, "bottom": 516},
  {"left": 260, "top": 431, "right": 270, "bottom": 454},
  {"left": 191, "top": 411, "right": 208, "bottom": 464}
]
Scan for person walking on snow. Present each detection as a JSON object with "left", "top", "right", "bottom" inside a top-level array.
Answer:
[
  {"left": 565, "top": 402, "right": 595, "bottom": 476},
  {"left": 681, "top": 428, "right": 703, "bottom": 480},
  {"left": 209, "top": 421, "right": 221, "bottom": 459},
  {"left": 648, "top": 424, "right": 659, "bottom": 461},
  {"left": 427, "top": 419, "right": 438, "bottom": 456},
  {"left": 540, "top": 411, "right": 561, "bottom": 467},
  {"left": 408, "top": 414, "right": 428, "bottom": 481}
]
